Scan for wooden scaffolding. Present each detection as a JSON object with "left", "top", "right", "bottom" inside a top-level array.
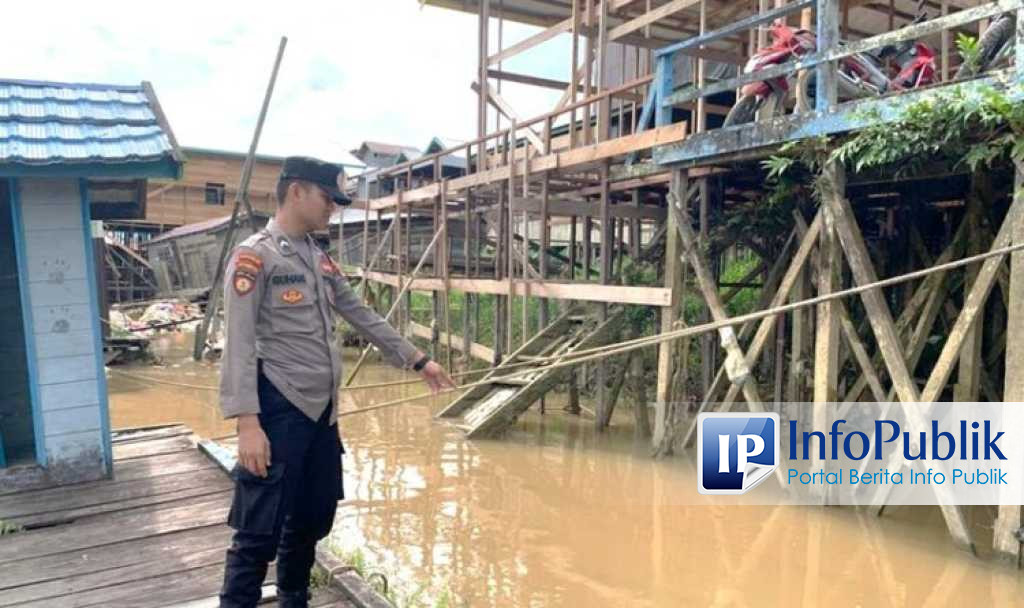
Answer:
[{"left": 343, "top": 0, "right": 1024, "bottom": 562}]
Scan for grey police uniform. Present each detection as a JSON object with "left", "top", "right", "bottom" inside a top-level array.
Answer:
[
  {"left": 219, "top": 218, "right": 420, "bottom": 424},
  {"left": 218, "top": 212, "right": 421, "bottom": 608}
]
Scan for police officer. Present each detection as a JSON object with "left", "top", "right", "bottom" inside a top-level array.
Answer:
[{"left": 218, "top": 156, "right": 454, "bottom": 608}]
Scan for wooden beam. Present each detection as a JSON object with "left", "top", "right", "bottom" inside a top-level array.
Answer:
[
  {"left": 920, "top": 182, "right": 1024, "bottom": 404},
  {"left": 669, "top": 184, "right": 766, "bottom": 410},
  {"left": 701, "top": 211, "right": 822, "bottom": 426},
  {"left": 472, "top": 81, "right": 547, "bottom": 153},
  {"left": 356, "top": 270, "right": 671, "bottom": 306},
  {"left": 410, "top": 321, "right": 495, "bottom": 363},
  {"left": 836, "top": 299, "right": 887, "bottom": 403},
  {"left": 513, "top": 196, "right": 665, "bottom": 220},
  {"left": 610, "top": 0, "right": 702, "bottom": 42},
  {"left": 819, "top": 159, "right": 974, "bottom": 553},
  {"left": 488, "top": 17, "right": 573, "bottom": 66},
  {"left": 368, "top": 121, "right": 687, "bottom": 210}
]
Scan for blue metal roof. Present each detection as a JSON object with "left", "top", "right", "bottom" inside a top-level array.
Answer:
[{"left": 0, "top": 78, "right": 182, "bottom": 177}]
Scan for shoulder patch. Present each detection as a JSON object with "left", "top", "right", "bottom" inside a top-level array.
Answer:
[
  {"left": 233, "top": 271, "right": 256, "bottom": 296},
  {"left": 231, "top": 247, "right": 263, "bottom": 296}
]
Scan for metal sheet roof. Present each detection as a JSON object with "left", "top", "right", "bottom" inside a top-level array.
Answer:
[{"left": 0, "top": 78, "right": 182, "bottom": 171}]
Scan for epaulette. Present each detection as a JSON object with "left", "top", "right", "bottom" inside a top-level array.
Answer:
[{"left": 237, "top": 229, "right": 272, "bottom": 250}]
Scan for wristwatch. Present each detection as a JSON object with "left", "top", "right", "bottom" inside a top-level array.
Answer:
[{"left": 413, "top": 354, "right": 431, "bottom": 372}]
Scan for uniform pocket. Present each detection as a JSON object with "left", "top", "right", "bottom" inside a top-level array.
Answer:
[
  {"left": 228, "top": 462, "right": 287, "bottom": 535},
  {"left": 269, "top": 288, "right": 318, "bottom": 334}
]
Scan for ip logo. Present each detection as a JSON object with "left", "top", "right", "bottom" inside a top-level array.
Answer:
[{"left": 698, "top": 413, "right": 779, "bottom": 495}]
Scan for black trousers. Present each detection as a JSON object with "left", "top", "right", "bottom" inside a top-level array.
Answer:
[{"left": 219, "top": 371, "right": 344, "bottom": 608}]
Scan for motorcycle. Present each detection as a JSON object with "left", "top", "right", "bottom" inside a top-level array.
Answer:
[
  {"left": 955, "top": 13, "right": 1016, "bottom": 80},
  {"left": 724, "top": 0, "right": 936, "bottom": 126}
]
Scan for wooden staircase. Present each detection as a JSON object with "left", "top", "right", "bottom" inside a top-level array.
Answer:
[{"left": 437, "top": 305, "right": 626, "bottom": 438}]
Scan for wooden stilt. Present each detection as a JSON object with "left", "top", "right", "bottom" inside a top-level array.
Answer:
[
  {"left": 654, "top": 169, "right": 685, "bottom": 449},
  {"left": 818, "top": 158, "right": 974, "bottom": 553},
  {"left": 994, "top": 164, "right": 1024, "bottom": 566}
]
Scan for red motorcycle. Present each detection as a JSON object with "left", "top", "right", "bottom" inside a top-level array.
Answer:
[{"left": 725, "top": 1, "right": 936, "bottom": 126}]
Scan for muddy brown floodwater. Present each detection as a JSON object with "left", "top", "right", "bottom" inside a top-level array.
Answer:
[{"left": 108, "top": 332, "right": 1024, "bottom": 607}]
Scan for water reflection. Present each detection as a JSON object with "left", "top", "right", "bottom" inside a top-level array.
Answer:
[{"left": 108, "top": 333, "right": 1024, "bottom": 607}]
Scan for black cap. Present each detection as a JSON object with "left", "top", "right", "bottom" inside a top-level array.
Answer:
[{"left": 279, "top": 156, "right": 352, "bottom": 205}]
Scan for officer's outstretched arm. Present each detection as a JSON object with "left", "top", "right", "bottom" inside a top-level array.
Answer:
[
  {"left": 328, "top": 274, "right": 420, "bottom": 369},
  {"left": 219, "top": 247, "right": 265, "bottom": 418}
]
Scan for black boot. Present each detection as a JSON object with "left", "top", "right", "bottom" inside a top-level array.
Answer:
[{"left": 277, "top": 587, "right": 310, "bottom": 608}]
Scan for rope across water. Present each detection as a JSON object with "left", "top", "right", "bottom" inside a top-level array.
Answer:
[{"left": 107, "top": 239, "right": 1024, "bottom": 417}]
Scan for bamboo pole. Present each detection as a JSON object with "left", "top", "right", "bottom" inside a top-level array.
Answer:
[
  {"left": 193, "top": 37, "right": 287, "bottom": 361},
  {"left": 344, "top": 221, "right": 450, "bottom": 386}
]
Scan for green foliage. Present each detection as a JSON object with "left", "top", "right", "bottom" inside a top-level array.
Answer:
[
  {"left": 956, "top": 33, "right": 981, "bottom": 75},
  {"left": 719, "top": 254, "right": 761, "bottom": 317},
  {"left": 831, "top": 85, "right": 1024, "bottom": 176},
  {"left": 324, "top": 541, "right": 466, "bottom": 608},
  {"left": 0, "top": 520, "right": 22, "bottom": 536},
  {"left": 309, "top": 566, "right": 331, "bottom": 590},
  {"left": 759, "top": 85, "right": 1024, "bottom": 207}
]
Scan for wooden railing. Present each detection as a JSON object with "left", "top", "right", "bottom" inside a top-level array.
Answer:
[{"left": 653, "top": 0, "right": 1023, "bottom": 128}]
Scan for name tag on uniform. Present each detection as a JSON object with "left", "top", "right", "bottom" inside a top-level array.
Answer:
[{"left": 271, "top": 274, "right": 306, "bottom": 286}]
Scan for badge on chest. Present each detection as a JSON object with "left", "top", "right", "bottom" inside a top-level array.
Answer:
[{"left": 280, "top": 289, "right": 305, "bottom": 304}]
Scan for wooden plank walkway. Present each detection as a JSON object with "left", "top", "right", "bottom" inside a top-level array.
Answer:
[{"left": 0, "top": 424, "right": 354, "bottom": 608}]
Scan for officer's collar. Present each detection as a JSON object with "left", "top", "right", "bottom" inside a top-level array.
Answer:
[{"left": 265, "top": 218, "right": 315, "bottom": 257}]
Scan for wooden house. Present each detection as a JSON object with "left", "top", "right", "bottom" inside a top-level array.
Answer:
[
  {"left": 140, "top": 212, "right": 271, "bottom": 299},
  {"left": 0, "top": 78, "right": 182, "bottom": 490}
]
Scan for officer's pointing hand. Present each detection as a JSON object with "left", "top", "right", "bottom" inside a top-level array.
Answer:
[{"left": 420, "top": 361, "right": 456, "bottom": 394}]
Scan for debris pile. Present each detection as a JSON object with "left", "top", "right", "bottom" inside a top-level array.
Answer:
[{"left": 109, "top": 300, "right": 204, "bottom": 337}]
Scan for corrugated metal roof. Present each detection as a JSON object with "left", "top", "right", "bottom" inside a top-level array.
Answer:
[
  {"left": 0, "top": 78, "right": 181, "bottom": 168},
  {"left": 142, "top": 211, "right": 271, "bottom": 246}
]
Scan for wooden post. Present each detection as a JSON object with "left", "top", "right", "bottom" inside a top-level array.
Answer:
[
  {"left": 654, "top": 169, "right": 685, "bottom": 448},
  {"left": 507, "top": 127, "right": 516, "bottom": 350},
  {"left": 596, "top": 161, "right": 611, "bottom": 429},
  {"left": 570, "top": 0, "right": 580, "bottom": 149},
  {"left": 442, "top": 181, "right": 453, "bottom": 373},
  {"left": 431, "top": 197, "right": 441, "bottom": 359},
  {"left": 91, "top": 221, "right": 110, "bottom": 341},
  {"left": 463, "top": 189, "right": 473, "bottom": 371},
  {"left": 596, "top": 0, "right": 610, "bottom": 142},
  {"left": 812, "top": 207, "right": 841, "bottom": 500},
  {"left": 954, "top": 173, "right": 987, "bottom": 401},
  {"left": 583, "top": 0, "right": 595, "bottom": 145},
  {"left": 994, "top": 165, "right": 1024, "bottom": 566},
  {"left": 698, "top": 179, "right": 713, "bottom": 397},
  {"left": 478, "top": 0, "right": 490, "bottom": 158},
  {"left": 815, "top": 0, "right": 839, "bottom": 112},
  {"left": 941, "top": 0, "right": 950, "bottom": 81}
]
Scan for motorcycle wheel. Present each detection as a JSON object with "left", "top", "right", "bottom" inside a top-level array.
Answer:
[
  {"left": 955, "top": 15, "right": 1015, "bottom": 80},
  {"left": 724, "top": 94, "right": 762, "bottom": 127}
]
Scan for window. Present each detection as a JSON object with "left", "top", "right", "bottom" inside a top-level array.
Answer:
[{"left": 204, "top": 183, "right": 225, "bottom": 205}]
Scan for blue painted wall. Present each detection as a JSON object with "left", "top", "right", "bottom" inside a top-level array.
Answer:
[{"left": 15, "top": 178, "right": 109, "bottom": 481}]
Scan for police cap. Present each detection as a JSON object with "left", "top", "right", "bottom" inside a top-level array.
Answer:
[{"left": 279, "top": 156, "right": 352, "bottom": 205}]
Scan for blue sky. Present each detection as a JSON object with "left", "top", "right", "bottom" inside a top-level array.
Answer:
[{"left": 7, "top": 1, "right": 570, "bottom": 165}]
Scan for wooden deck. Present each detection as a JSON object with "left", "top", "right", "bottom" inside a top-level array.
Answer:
[{"left": 0, "top": 425, "right": 354, "bottom": 608}]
